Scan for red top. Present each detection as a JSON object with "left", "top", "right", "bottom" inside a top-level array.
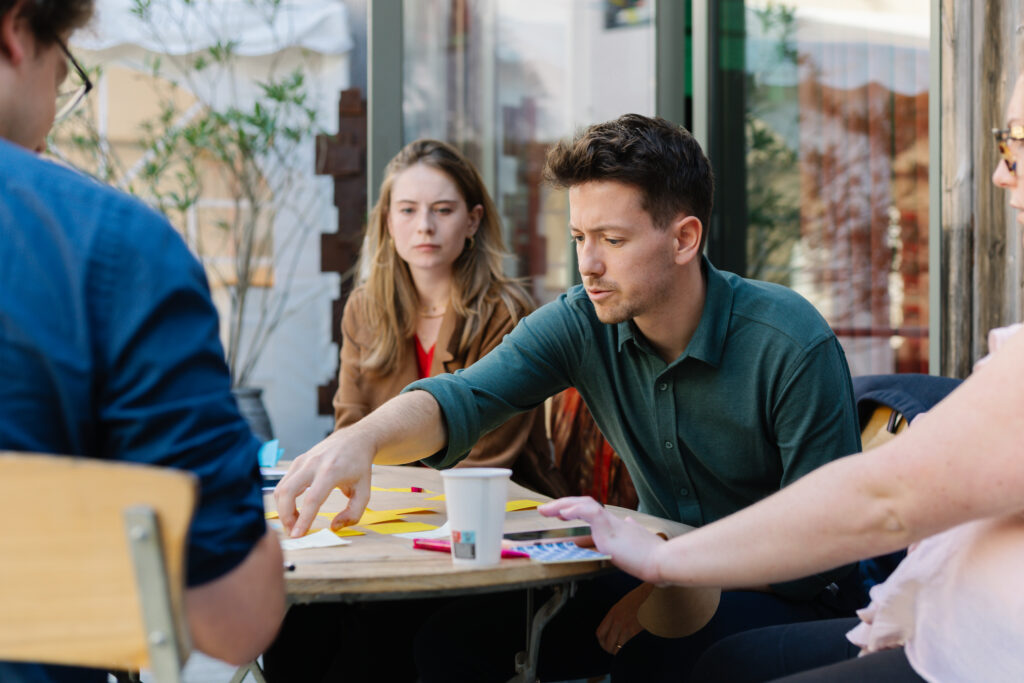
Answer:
[{"left": 414, "top": 336, "right": 435, "bottom": 379}]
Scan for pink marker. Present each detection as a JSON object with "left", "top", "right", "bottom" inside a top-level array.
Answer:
[{"left": 413, "top": 538, "right": 529, "bottom": 558}]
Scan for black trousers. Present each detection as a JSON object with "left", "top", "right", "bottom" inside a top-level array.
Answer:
[
  {"left": 262, "top": 597, "right": 454, "bottom": 683},
  {"left": 690, "top": 617, "right": 926, "bottom": 683},
  {"left": 414, "top": 571, "right": 862, "bottom": 683}
]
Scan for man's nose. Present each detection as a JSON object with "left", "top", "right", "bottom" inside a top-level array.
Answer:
[{"left": 577, "top": 242, "right": 603, "bottom": 278}]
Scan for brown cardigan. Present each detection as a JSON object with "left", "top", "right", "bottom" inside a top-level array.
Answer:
[{"left": 332, "top": 287, "right": 568, "bottom": 495}]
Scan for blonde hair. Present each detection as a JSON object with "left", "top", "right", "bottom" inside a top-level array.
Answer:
[{"left": 357, "top": 139, "right": 533, "bottom": 374}]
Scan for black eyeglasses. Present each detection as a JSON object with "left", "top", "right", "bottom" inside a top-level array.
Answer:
[
  {"left": 54, "top": 36, "right": 92, "bottom": 122},
  {"left": 993, "top": 125, "right": 1024, "bottom": 177}
]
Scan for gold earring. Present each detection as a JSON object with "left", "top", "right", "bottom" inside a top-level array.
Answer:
[{"left": 466, "top": 235, "right": 476, "bottom": 252}]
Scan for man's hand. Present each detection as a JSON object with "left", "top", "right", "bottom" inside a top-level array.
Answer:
[
  {"left": 539, "top": 496, "right": 666, "bottom": 583},
  {"left": 275, "top": 391, "right": 449, "bottom": 538},
  {"left": 273, "top": 427, "right": 375, "bottom": 538},
  {"left": 595, "top": 583, "right": 654, "bottom": 654}
]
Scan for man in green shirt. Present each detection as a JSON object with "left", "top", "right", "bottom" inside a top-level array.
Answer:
[{"left": 276, "top": 114, "right": 863, "bottom": 681}]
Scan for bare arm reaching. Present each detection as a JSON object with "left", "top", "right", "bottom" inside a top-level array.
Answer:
[
  {"left": 185, "top": 529, "right": 286, "bottom": 664},
  {"left": 275, "top": 390, "right": 448, "bottom": 537},
  {"left": 543, "top": 327, "right": 1024, "bottom": 588}
]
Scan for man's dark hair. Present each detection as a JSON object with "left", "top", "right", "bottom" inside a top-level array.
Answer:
[
  {"left": 543, "top": 113, "right": 715, "bottom": 250},
  {"left": 0, "top": 0, "right": 94, "bottom": 44}
]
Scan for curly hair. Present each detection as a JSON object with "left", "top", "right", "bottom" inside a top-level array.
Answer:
[
  {"left": 543, "top": 113, "right": 715, "bottom": 250},
  {"left": 357, "top": 139, "right": 533, "bottom": 374},
  {"left": 0, "top": 0, "right": 94, "bottom": 44}
]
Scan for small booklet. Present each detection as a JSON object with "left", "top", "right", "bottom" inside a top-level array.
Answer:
[
  {"left": 512, "top": 541, "right": 610, "bottom": 563},
  {"left": 502, "top": 525, "right": 593, "bottom": 547}
]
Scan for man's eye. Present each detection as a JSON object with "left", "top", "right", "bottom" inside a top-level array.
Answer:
[
  {"left": 606, "top": 238, "right": 622, "bottom": 246},
  {"left": 436, "top": 207, "right": 453, "bottom": 215},
  {"left": 570, "top": 235, "right": 584, "bottom": 244}
]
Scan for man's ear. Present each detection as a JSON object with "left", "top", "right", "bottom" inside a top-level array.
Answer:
[
  {"left": 0, "top": 0, "right": 29, "bottom": 65},
  {"left": 671, "top": 214, "right": 704, "bottom": 266}
]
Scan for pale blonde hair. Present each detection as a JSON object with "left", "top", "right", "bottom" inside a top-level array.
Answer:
[{"left": 357, "top": 139, "right": 533, "bottom": 374}]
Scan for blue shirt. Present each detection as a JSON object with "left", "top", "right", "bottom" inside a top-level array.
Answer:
[
  {"left": 0, "top": 140, "right": 265, "bottom": 682},
  {"left": 408, "top": 258, "right": 862, "bottom": 599}
]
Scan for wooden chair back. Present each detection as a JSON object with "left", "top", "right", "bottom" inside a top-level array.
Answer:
[
  {"left": 860, "top": 404, "right": 909, "bottom": 451},
  {"left": 0, "top": 452, "right": 197, "bottom": 680}
]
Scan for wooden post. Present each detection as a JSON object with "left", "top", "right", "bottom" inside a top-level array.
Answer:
[
  {"left": 941, "top": 0, "right": 976, "bottom": 378},
  {"left": 315, "top": 88, "right": 368, "bottom": 418},
  {"left": 940, "top": 0, "right": 1024, "bottom": 377}
]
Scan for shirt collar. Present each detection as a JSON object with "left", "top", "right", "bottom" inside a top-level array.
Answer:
[
  {"left": 614, "top": 256, "right": 734, "bottom": 368},
  {"left": 684, "top": 257, "right": 733, "bottom": 367}
]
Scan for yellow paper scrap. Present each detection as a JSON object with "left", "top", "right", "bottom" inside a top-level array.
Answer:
[
  {"left": 332, "top": 527, "right": 365, "bottom": 537},
  {"left": 506, "top": 499, "right": 542, "bottom": 512},
  {"left": 265, "top": 511, "right": 279, "bottom": 520},
  {"left": 354, "top": 509, "right": 407, "bottom": 525},
  {"left": 382, "top": 506, "right": 436, "bottom": 516},
  {"left": 425, "top": 494, "right": 446, "bottom": 501},
  {"left": 364, "top": 521, "right": 438, "bottom": 535}
]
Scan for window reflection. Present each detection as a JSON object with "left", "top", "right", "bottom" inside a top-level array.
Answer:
[
  {"left": 401, "top": 0, "right": 930, "bottom": 375},
  {"left": 403, "top": 0, "right": 656, "bottom": 302},
  {"left": 726, "top": 1, "right": 929, "bottom": 374}
]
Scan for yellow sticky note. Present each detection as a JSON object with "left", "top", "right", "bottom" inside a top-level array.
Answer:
[
  {"left": 425, "top": 494, "right": 446, "bottom": 501},
  {"left": 354, "top": 509, "right": 407, "bottom": 525},
  {"left": 333, "top": 527, "right": 365, "bottom": 538},
  {"left": 365, "top": 521, "right": 438, "bottom": 535},
  {"left": 383, "top": 506, "right": 436, "bottom": 516},
  {"left": 506, "top": 499, "right": 542, "bottom": 512},
  {"left": 265, "top": 511, "right": 279, "bottom": 520}
]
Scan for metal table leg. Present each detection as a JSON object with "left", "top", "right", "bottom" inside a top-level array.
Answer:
[{"left": 509, "top": 581, "right": 575, "bottom": 683}]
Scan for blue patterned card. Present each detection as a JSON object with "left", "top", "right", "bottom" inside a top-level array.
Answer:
[{"left": 515, "top": 541, "right": 611, "bottom": 563}]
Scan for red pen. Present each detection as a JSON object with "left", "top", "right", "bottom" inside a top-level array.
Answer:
[{"left": 413, "top": 538, "right": 529, "bottom": 558}]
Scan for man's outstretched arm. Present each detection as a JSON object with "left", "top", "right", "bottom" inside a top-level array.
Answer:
[{"left": 275, "top": 390, "right": 448, "bottom": 537}]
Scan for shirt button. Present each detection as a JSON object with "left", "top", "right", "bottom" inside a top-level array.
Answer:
[
  {"left": 658, "top": 383, "right": 668, "bottom": 391},
  {"left": 679, "top": 488, "right": 689, "bottom": 497},
  {"left": 664, "top": 441, "right": 673, "bottom": 449}
]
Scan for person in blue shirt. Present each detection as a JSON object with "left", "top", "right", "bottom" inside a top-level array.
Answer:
[
  {"left": 276, "top": 114, "right": 863, "bottom": 681},
  {"left": 0, "top": 1, "right": 286, "bottom": 680}
]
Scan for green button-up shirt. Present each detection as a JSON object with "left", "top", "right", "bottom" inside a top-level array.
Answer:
[{"left": 407, "top": 259, "right": 861, "bottom": 599}]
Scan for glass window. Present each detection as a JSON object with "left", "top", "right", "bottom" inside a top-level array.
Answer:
[
  {"left": 710, "top": 0, "right": 930, "bottom": 374},
  {"left": 402, "top": 0, "right": 656, "bottom": 303}
]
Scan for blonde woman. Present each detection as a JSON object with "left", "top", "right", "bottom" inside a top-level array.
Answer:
[
  {"left": 265, "top": 140, "right": 562, "bottom": 682},
  {"left": 333, "top": 138, "right": 561, "bottom": 484}
]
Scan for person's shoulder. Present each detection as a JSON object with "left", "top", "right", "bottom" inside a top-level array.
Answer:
[
  {"left": 2, "top": 141, "right": 137, "bottom": 213},
  {"left": 1, "top": 141, "right": 184, "bottom": 254},
  {"left": 345, "top": 285, "right": 370, "bottom": 310},
  {"left": 722, "top": 270, "right": 833, "bottom": 344},
  {"left": 518, "top": 284, "right": 602, "bottom": 341},
  {"left": 341, "top": 286, "right": 372, "bottom": 334}
]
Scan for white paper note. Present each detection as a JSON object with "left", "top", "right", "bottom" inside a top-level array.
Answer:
[
  {"left": 396, "top": 520, "right": 450, "bottom": 539},
  {"left": 281, "top": 529, "right": 353, "bottom": 550}
]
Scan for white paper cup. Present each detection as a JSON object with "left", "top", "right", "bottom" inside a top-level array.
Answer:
[{"left": 441, "top": 467, "right": 511, "bottom": 566}]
